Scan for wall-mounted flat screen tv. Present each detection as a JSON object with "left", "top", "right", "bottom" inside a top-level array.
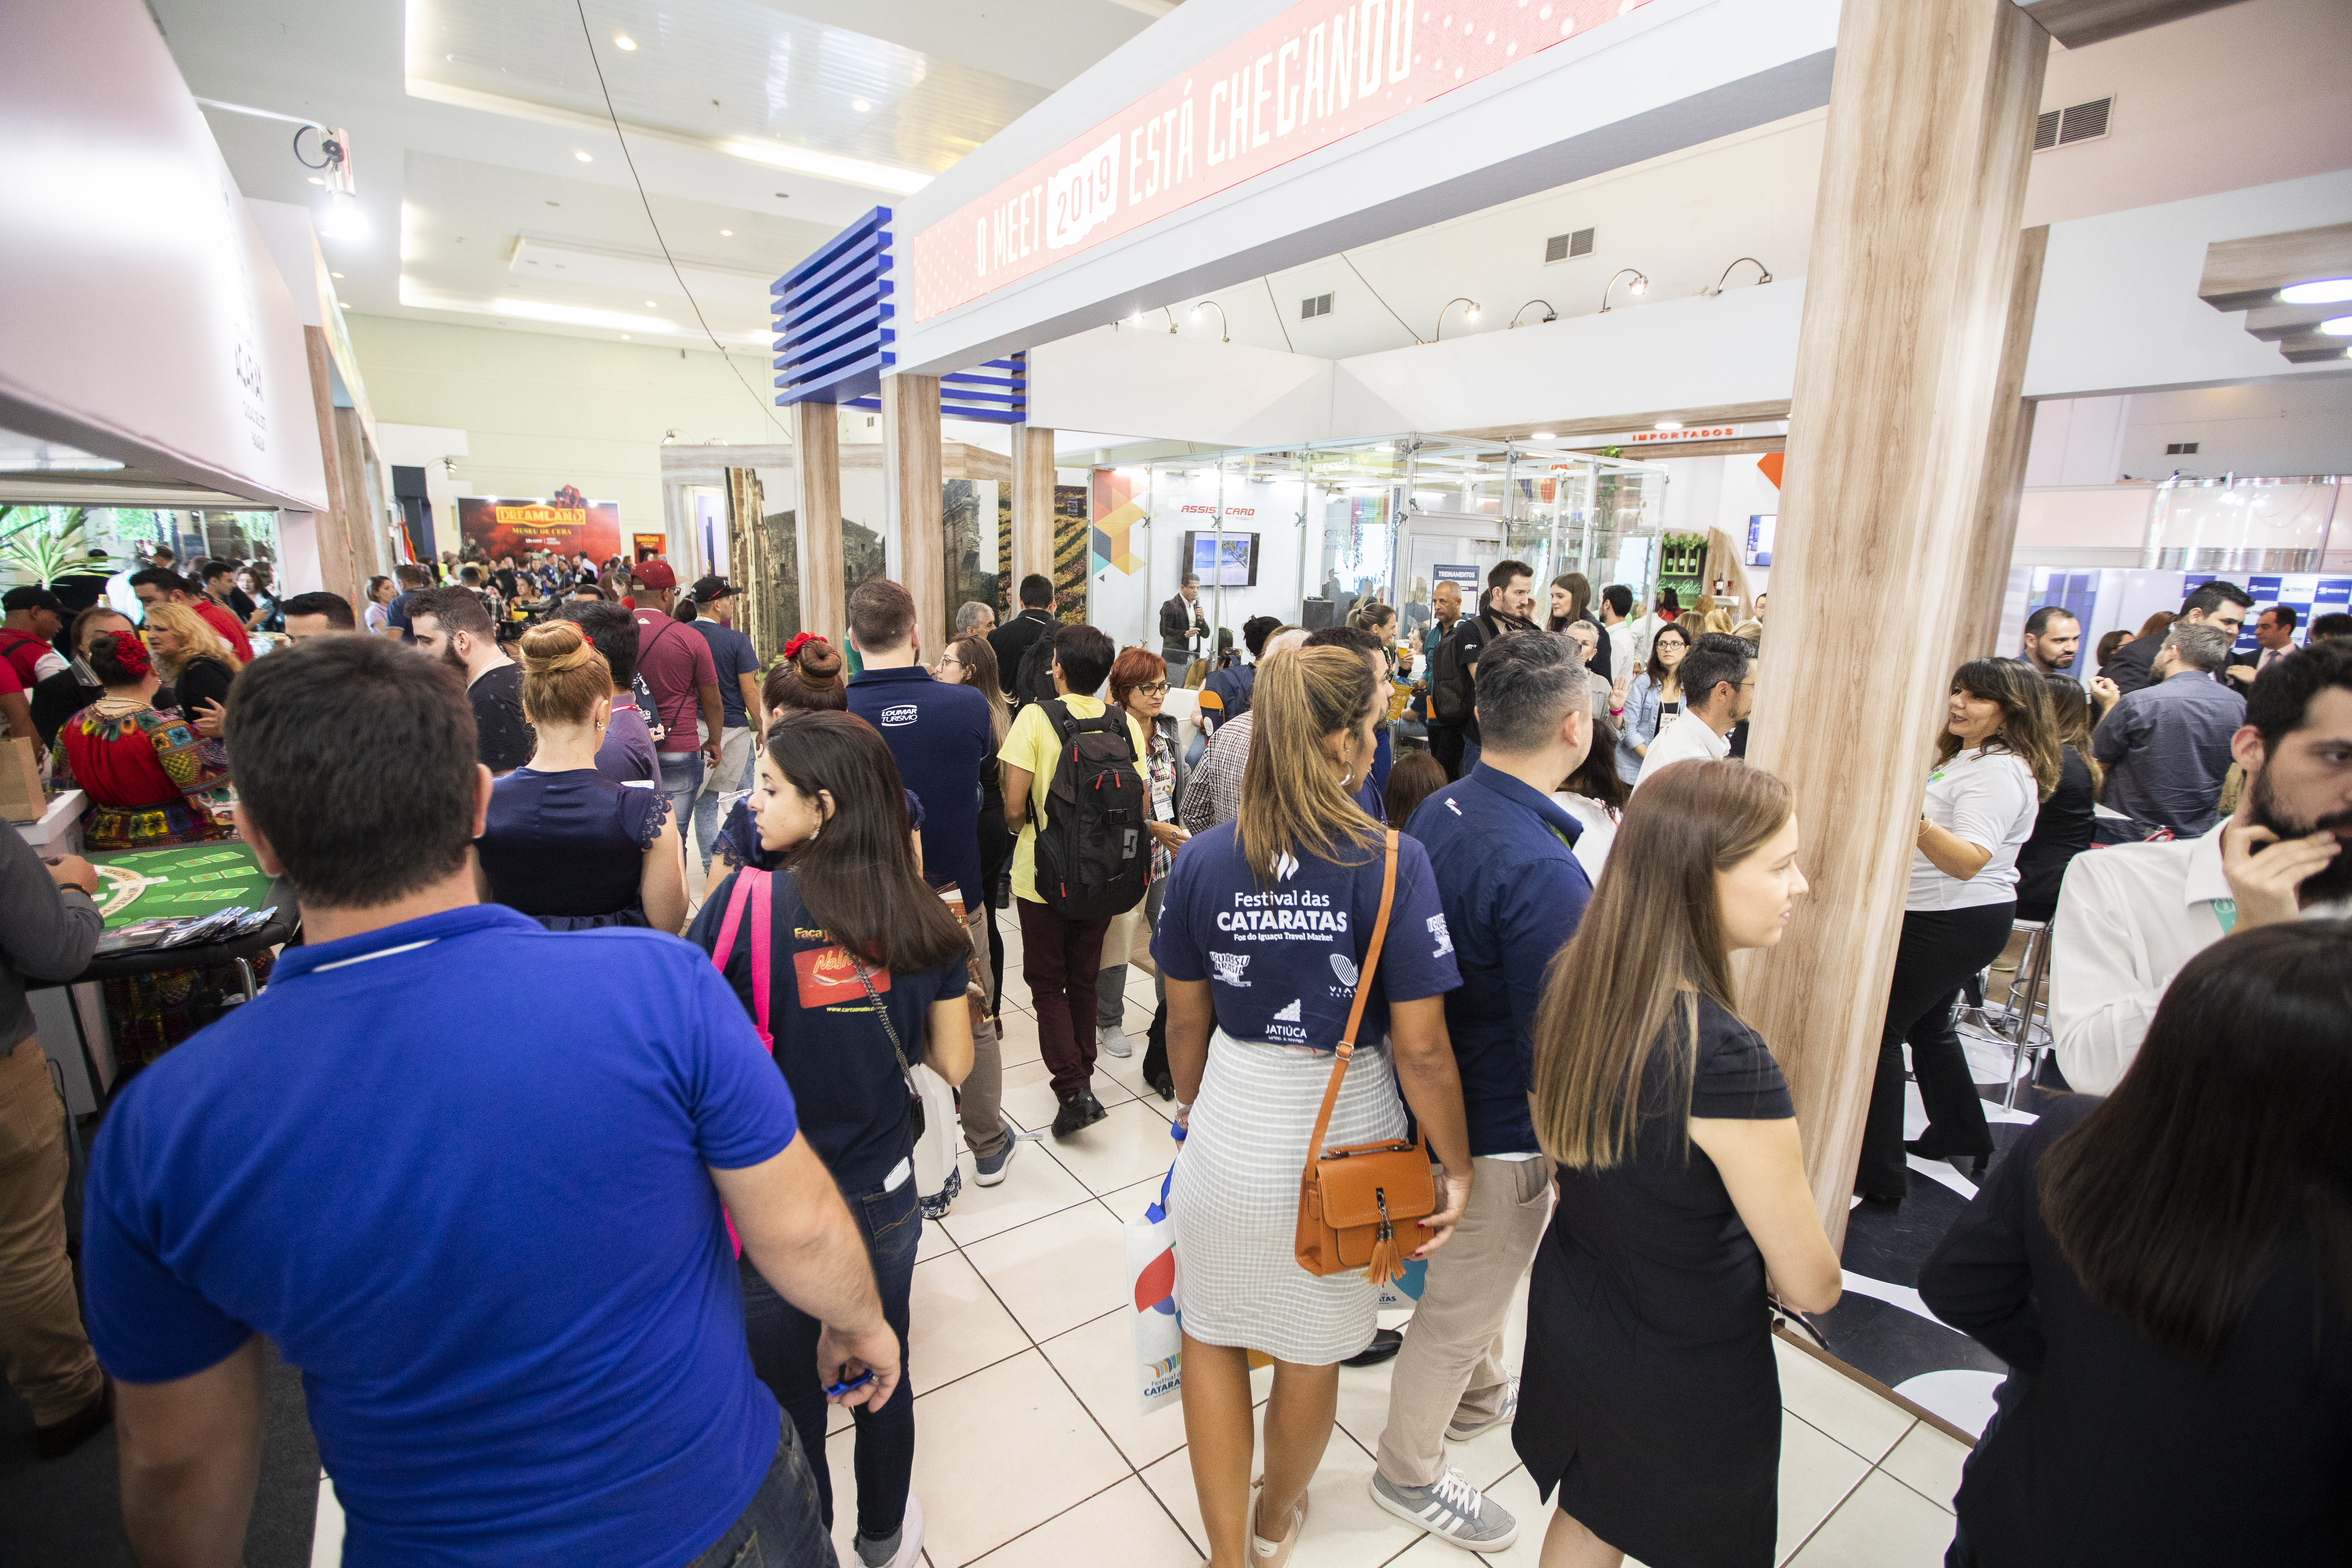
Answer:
[{"left": 1184, "top": 530, "right": 1259, "bottom": 587}]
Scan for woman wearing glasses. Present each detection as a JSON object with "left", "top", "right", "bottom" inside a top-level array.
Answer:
[{"left": 1096, "top": 648, "right": 1190, "bottom": 1078}]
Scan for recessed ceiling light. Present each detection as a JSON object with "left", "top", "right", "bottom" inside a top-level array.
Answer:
[
  {"left": 645, "top": 300, "right": 657, "bottom": 307},
  {"left": 1653, "top": 420, "right": 1683, "bottom": 431},
  {"left": 719, "top": 228, "right": 732, "bottom": 237},
  {"left": 330, "top": 271, "right": 344, "bottom": 279},
  {"left": 1530, "top": 431, "right": 1554, "bottom": 439},
  {"left": 613, "top": 35, "right": 636, "bottom": 50},
  {"left": 2279, "top": 278, "right": 2352, "bottom": 305},
  {"left": 621, "top": 334, "right": 630, "bottom": 339},
  {"left": 574, "top": 150, "right": 593, "bottom": 162},
  {"left": 2321, "top": 315, "right": 2352, "bottom": 336},
  {"left": 851, "top": 98, "right": 871, "bottom": 112},
  {"left": 307, "top": 176, "right": 323, "bottom": 185}
]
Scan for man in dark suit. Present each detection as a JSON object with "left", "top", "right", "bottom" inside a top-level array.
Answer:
[
  {"left": 2104, "top": 579, "right": 2252, "bottom": 697},
  {"left": 989, "top": 573, "right": 1058, "bottom": 713},
  {"left": 1159, "top": 573, "right": 1207, "bottom": 677}
]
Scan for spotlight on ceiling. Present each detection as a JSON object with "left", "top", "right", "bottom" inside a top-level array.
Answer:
[
  {"left": 662, "top": 430, "right": 681, "bottom": 445},
  {"left": 2322, "top": 315, "right": 2352, "bottom": 337},
  {"left": 851, "top": 98, "right": 872, "bottom": 112},
  {"left": 1600, "top": 269, "right": 1648, "bottom": 312},
  {"left": 613, "top": 35, "right": 637, "bottom": 50},
  {"left": 1509, "top": 301, "right": 1559, "bottom": 329},
  {"left": 1706, "top": 257, "right": 1773, "bottom": 296},
  {"left": 1654, "top": 421, "right": 1684, "bottom": 431},
  {"left": 574, "top": 150, "right": 593, "bottom": 162},
  {"left": 1529, "top": 431, "right": 1555, "bottom": 440},
  {"left": 1434, "top": 297, "right": 1481, "bottom": 341},
  {"left": 719, "top": 228, "right": 732, "bottom": 237},
  {"left": 1192, "top": 301, "right": 1229, "bottom": 341},
  {"left": 2279, "top": 278, "right": 2352, "bottom": 305}
]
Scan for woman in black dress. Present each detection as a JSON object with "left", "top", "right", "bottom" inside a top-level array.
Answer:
[
  {"left": 1920, "top": 922, "right": 2352, "bottom": 1564},
  {"left": 1518, "top": 759, "right": 1842, "bottom": 1568},
  {"left": 474, "top": 621, "right": 686, "bottom": 931}
]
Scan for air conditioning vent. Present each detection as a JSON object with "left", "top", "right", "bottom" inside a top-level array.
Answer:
[
  {"left": 2166, "top": 441, "right": 2198, "bottom": 456},
  {"left": 2036, "top": 96, "right": 2112, "bottom": 151},
  {"left": 1300, "top": 292, "right": 1332, "bottom": 320},
  {"left": 1543, "top": 228, "right": 1595, "bottom": 264}
]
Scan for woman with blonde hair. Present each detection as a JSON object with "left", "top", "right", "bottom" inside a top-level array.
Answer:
[
  {"left": 1860, "top": 657, "right": 2062, "bottom": 1202},
  {"left": 473, "top": 620, "right": 687, "bottom": 931},
  {"left": 138, "top": 599, "right": 239, "bottom": 736},
  {"left": 1516, "top": 760, "right": 1839, "bottom": 1568},
  {"left": 1154, "top": 646, "right": 1471, "bottom": 1568}
]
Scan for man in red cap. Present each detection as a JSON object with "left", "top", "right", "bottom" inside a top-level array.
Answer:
[{"left": 630, "top": 560, "right": 724, "bottom": 843}]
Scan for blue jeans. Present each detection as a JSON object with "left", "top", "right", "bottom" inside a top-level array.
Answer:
[
  {"left": 693, "top": 726, "right": 758, "bottom": 871},
  {"left": 659, "top": 748, "right": 705, "bottom": 849},
  {"left": 680, "top": 1409, "right": 835, "bottom": 1568},
  {"left": 741, "top": 1176, "right": 920, "bottom": 1543}
]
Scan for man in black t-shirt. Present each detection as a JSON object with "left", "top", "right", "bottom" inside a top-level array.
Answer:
[
  {"left": 987, "top": 574, "right": 1058, "bottom": 714},
  {"left": 409, "top": 588, "right": 534, "bottom": 775}
]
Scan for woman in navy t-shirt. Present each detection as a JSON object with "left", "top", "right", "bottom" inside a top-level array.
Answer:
[
  {"left": 1152, "top": 646, "right": 1472, "bottom": 1568},
  {"left": 687, "top": 710, "right": 973, "bottom": 1568}
]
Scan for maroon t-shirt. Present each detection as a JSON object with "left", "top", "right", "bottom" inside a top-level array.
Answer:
[{"left": 632, "top": 610, "right": 717, "bottom": 753}]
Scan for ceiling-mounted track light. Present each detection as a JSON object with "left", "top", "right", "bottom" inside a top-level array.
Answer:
[
  {"left": 1190, "top": 301, "right": 1230, "bottom": 342},
  {"left": 1599, "top": 270, "right": 1648, "bottom": 313},
  {"left": 1707, "top": 257, "right": 1773, "bottom": 295}
]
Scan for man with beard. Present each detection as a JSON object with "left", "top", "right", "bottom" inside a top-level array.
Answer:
[
  {"left": 2051, "top": 639, "right": 2352, "bottom": 1094},
  {"left": 408, "top": 587, "right": 534, "bottom": 776}
]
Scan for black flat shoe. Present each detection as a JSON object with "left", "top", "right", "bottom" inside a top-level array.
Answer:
[
  {"left": 1343, "top": 1327, "right": 1403, "bottom": 1367},
  {"left": 34, "top": 1382, "right": 112, "bottom": 1460},
  {"left": 1855, "top": 1188, "right": 1904, "bottom": 1210},
  {"left": 1149, "top": 1071, "right": 1175, "bottom": 1102}
]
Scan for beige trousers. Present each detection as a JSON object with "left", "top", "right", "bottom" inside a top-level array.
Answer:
[
  {"left": 959, "top": 901, "right": 1008, "bottom": 1159},
  {"left": 0, "top": 1038, "right": 105, "bottom": 1424},
  {"left": 1374, "top": 1153, "right": 1554, "bottom": 1488}
]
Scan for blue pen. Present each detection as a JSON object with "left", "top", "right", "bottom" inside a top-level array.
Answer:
[{"left": 824, "top": 1368, "right": 876, "bottom": 1400}]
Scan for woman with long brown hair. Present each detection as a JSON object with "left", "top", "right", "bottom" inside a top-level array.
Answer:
[
  {"left": 1860, "top": 657, "right": 2063, "bottom": 1203},
  {"left": 936, "top": 632, "right": 1013, "bottom": 1015},
  {"left": 1516, "top": 760, "right": 1839, "bottom": 1568},
  {"left": 1920, "top": 922, "right": 2352, "bottom": 1563},
  {"left": 2012, "top": 672, "right": 2100, "bottom": 923},
  {"left": 690, "top": 710, "right": 973, "bottom": 1568},
  {"left": 1154, "top": 646, "right": 1470, "bottom": 1568},
  {"left": 1613, "top": 618, "right": 1690, "bottom": 785}
]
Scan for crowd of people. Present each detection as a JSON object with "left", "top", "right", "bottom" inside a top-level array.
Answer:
[{"left": 0, "top": 551, "right": 2345, "bottom": 1568}]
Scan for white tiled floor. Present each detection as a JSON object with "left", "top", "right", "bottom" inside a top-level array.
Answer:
[{"left": 313, "top": 918, "right": 1973, "bottom": 1568}]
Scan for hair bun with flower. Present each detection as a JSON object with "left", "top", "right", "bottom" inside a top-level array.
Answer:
[
  {"left": 783, "top": 632, "right": 829, "bottom": 662},
  {"left": 97, "top": 629, "right": 153, "bottom": 681}
]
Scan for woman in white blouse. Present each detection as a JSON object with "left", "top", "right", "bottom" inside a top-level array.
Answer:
[{"left": 1858, "top": 658, "right": 2061, "bottom": 1205}]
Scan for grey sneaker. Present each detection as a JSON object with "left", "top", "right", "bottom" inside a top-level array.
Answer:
[
  {"left": 1370, "top": 1468, "right": 1518, "bottom": 1552},
  {"left": 1099, "top": 1024, "right": 1134, "bottom": 1058},
  {"left": 1447, "top": 1376, "right": 1519, "bottom": 1442},
  {"left": 972, "top": 1137, "right": 1018, "bottom": 1187}
]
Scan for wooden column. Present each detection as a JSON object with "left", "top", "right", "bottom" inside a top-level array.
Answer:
[
  {"left": 1956, "top": 224, "right": 2051, "bottom": 662},
  {"left": 791, "top": 399, "right": 844, "bottom": 648},
  {"left": 1742, "top": 0, "right": 2049, "bottom": 1246},
  {"left": 881, "top": 372, "right": 945, "bottom": 652},
  {"left": 1009, "top": 424, "right": 1057, "bottom": 609}
]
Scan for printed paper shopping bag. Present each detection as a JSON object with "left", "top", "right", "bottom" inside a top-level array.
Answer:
[
  {"left": 1375, "top": 1256, "right": 1429, "bottom": 1312},
  {"left": 1127, "top": 1161, "right": 1183, "bottom": 1415}
]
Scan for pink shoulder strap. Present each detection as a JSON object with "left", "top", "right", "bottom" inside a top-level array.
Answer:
[{"left": 711, "top": 868, "right": 773, "bottom": 1052}]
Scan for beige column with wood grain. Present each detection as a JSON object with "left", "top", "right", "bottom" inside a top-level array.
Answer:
[
  {"left": 791, "top": 400, "right": 844, "bottom": 648},
  {"left": 1955, "top": 225, "right": 2052, "bottom": 662},
  {"left": 1742, "top": 0, "right": 2050, "bottom": 1246},
  {"left": 881, "top": 373, "right": 945, "bottom": 653},
  {"left": 1009, "top": 424, "right": 1057, "bottom": 608}
]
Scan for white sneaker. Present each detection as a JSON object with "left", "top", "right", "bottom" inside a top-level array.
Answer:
[
  {"left": 854, "top": 1492, "right": 924, "bottom": 1568},
  {"left": 1099, "top": 1025, "right": 1134, "bottom": 1058}
]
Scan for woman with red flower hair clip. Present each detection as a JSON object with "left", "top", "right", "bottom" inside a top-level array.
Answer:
[{"left": 49, "top": 628, "right": 253, "bottom": 1071}]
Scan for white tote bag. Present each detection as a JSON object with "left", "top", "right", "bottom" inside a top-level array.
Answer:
[
  {"left": 1127, "top": 1159, "right": 1184, "bottom": 1415},
  {"left": 911, "top": 1062, "right": 961, "bottom": 1220}
]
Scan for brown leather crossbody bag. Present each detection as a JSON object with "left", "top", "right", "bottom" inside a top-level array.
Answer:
[{"left": 1293, "top": 832, "right": 1435, "bottom": 1286}]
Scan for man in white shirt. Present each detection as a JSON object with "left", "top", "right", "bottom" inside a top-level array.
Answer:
[
  {"left": 1634, "top": 632, "right": 1753, "bottom": 790},
  {"left": 1599, "top": 585, "right": 1638, "bottom": 679},
  {"left": 2051, "top": 641, "right": 2352, "bottom": 1094}
]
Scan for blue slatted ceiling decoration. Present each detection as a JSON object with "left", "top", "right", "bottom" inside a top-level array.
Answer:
[
  {"left": 773, "top": 207, "right": 894, "bottom": 406},
  {"left": 773, "top": 206, "right": 1029, "bottom": 423}
]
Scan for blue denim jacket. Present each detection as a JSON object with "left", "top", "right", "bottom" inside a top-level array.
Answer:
[{"left": 1615, "top": 672, "right": 1664, "bottom": 784}]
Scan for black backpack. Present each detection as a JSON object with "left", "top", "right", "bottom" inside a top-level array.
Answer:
[
  {"left": 1034, "top": 699, "right": 1150, "bottom": 921},
  {"left": 1429, "top": 619, "right": 1479, "bottom": 725},
  {"left": 1013, "top": 626, "right": 1060, "bottom": 713}
]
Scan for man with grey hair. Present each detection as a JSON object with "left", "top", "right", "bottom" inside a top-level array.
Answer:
[
  {"left": 1370, "top": 630, "right": 1594, "bottom": 1552},
  {"left": 2089, "top": 619, "right": 2245, "bottom": 840},
  {"left": 953, "top": 600, "right": 995, "bottom": 637}
]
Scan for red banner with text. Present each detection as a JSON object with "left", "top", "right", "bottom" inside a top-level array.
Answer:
[{"left": 457, "top": 496, "right": 623, "bottom": 562}]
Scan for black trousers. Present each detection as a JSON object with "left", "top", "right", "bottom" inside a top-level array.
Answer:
[
  {"left": 1859, "top": 902, "right": 2015, "bottom": 1197},
  {"left": 1428, "top": 722, "right": 1467, "bottom": 781}
]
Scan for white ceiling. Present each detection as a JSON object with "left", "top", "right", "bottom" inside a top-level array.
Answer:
[{"left": 152, "top": 0, "right": 1169, "bottom": 353}]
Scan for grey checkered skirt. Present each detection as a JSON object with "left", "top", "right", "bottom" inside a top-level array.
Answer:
[{"left": 1169, "top": 1029, "right": 1407, "bottom": 1365}]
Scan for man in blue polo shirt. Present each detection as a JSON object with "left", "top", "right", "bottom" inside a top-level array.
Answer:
[
  {"left": 83, "top": 636, "right": 898, "bottom": 1568},
  {"left": 844, "top": 578, "right": 1015, "bottom": 1189},
  {"left": 1379, "top": 629, "right": 1595, "bottom": 1552}
]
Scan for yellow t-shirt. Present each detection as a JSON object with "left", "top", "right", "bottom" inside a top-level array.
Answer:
[{"left": 1001, "top": 695, "right": 1151, "bottom": 905}]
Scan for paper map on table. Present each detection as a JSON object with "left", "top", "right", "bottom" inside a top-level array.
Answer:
[{"left": 92, "top": 843, "right": 273, "bottom": 928}]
